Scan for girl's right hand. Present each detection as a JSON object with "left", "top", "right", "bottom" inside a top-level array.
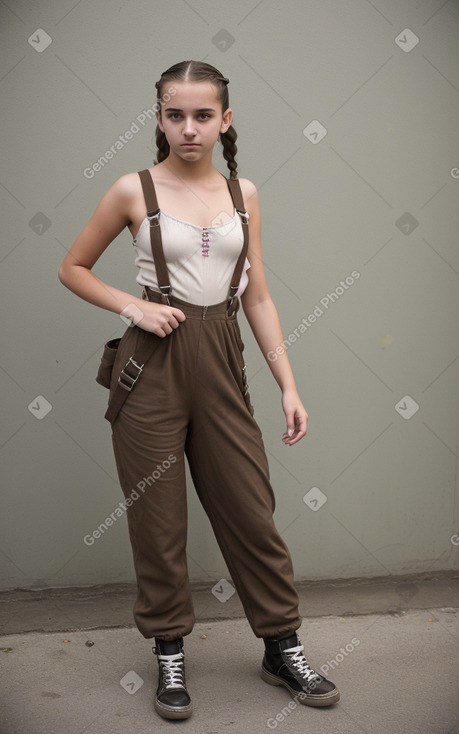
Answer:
[{"left": 122, "top": 301, "right": 186, "bottom": 337}]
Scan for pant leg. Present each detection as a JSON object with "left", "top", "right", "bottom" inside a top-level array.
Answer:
[
  {"left": 185, "top": 315, "right": 302, "bottom": 639},
  {"left": 110, "top": 327, "right": 194, "bottom": 641}
]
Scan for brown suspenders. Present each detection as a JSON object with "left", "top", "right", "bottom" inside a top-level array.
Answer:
[
  {"left": 104, "top": 170, "right": 250, "bottom": 424},
  {"left": 137, "top": 168, "right": 250, "bottom": 306},
  {"left": 137, "top": 169, "right": 172, "bottom": 304}
]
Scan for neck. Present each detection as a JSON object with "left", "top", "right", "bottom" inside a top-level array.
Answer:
[{"left": 162, "top": 149, "right": 220, "bottom": 183}]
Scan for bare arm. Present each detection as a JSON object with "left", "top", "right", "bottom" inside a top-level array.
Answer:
[
  {"left": 239, "top": 180, "right": 308, "bottom": 445},
  {"left": 58, "top": 173, "right": 185, "bottom": 337}
]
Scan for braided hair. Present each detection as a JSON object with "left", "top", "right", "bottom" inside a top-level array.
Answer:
[{"left": 154, "top": 60, "right": 238, "bottom": 179}]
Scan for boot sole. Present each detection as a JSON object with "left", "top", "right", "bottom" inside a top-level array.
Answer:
[
  {"left": 154, "top": 699, "right": 193, "bottom": 720},
  {"left": 260, "top": 666, "right": 340, "bottom": 707}
]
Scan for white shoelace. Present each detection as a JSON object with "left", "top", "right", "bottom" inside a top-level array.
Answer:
[
  {"left": 158, "top": 652, "right": 186, "bottom": 689},
  {"left": 283, "top": 645, "right": 322, "bottom": 683}
]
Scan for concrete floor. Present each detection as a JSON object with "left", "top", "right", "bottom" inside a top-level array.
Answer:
[{"left": 0, "top": 574, "right": 458, "bottom": 734}]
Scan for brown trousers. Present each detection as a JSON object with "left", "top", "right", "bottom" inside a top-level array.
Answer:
[{"left": 109, "top": 293, "right": 301, "bottom": 641}]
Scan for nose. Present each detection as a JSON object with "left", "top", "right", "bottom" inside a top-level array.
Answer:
[{"left": 183, "top": 116, "right": 196, "bottom": 136}]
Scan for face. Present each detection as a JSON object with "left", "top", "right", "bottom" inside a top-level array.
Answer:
[{"left": 156, "top": 81, "right": 232, "bottom": 163}]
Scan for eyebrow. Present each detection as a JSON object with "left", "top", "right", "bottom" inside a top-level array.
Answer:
[{"left": 164, "top": 107, "right": 217, "bottom": 113}]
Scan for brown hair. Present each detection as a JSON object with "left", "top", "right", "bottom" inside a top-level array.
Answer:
[{"left": 154, "top": 60, "right": 238, "bottom": 179}]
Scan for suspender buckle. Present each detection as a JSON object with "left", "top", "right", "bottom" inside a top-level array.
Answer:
[
  {"left": 159, "top": 285, "right": 171, "bottom": 305},
  {"left": 226, "top": 286, "right": 239, "bottom": 317},
  {"left": 237, "top": 209, "right": 250, "bottom": 225},
  {"left": 118, "top": 356, "right": 144, "bottom": 392},
  {"left": 147, "top": 209, "right": 161, "bottom": 225}
]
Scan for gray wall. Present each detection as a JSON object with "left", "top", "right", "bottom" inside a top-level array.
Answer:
[{"left": 1, "top": 0, "right": 458, "bottom": 591}]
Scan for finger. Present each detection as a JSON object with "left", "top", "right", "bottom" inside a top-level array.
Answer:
[
  {"left": 170, "top": 307, "right": 187, "bottom": 322},
  {"left": 296, "top": 414, "right": 308, "bottom": 436},
  {"left": 282, "top": 432, "right": 301, "bottom": 446},
  {"left": 287, "top": 427, "right": 306, "bottom": 444},
  {"left": 282, "top": 414, "right": 307, "bottom": 444},
  {"left": 284, "top": 413, "right": 296, "bottom": 439},
  {"left": 168, "top": 316, "right": 180, "bottom": 330}
]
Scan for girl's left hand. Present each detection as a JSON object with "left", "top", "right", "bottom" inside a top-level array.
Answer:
[{"left": 281, "top": 390, "right": 308, "bottom": 445}]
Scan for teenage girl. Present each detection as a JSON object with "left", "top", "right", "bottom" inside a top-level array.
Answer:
[{"left": 59, "top": 60, "right": 339, "bottom": 721}]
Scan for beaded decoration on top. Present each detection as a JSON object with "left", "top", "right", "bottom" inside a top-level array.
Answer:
[{"left": 201, "top": 227, "right": 209, "bottom": 257}]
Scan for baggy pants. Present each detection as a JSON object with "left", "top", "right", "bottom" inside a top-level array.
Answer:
[{"left": 109, "top": 293, "right": 301, "bottom": 641}]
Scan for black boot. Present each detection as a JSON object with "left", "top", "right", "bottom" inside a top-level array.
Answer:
[
  {"left": 153, "top": 638, "right": 193, "bottom": 720},
  {"left": 261, "top": 633, "right": 340, "bottom": 707}
]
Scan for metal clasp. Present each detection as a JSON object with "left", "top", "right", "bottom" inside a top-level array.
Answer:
[
  {"left": 147, "top": 209, "right": 161, "bottom": 225},
  {"left": 159, "top": 284, "right": 171, "bottom": 305},
  {"left": 237, "top": 209, "right": 250, "bottom": 225},
  {"left": 226, "top": 288, "right": 239, "bottom": 318},
  {"left": 118, "top": 356, "right": 144, "bottom": 392}
]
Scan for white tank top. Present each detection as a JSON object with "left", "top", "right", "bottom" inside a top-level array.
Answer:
[{"left": 133, "top": 209, "right": 250, "bottom": 306}]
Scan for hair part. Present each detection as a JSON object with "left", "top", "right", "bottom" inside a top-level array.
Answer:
[{"left": 154, "top": 60, "right": 238, "bottom": 179}]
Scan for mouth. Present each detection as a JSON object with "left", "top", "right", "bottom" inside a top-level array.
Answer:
[{"left": 181, "top": 143, "right": 200, "bottom": 148}]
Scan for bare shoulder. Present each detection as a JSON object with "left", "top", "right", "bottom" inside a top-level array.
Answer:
[
  {"left": 237, "top": 178, "right": 260, "bottom": 217},
  {"left": 110, "top": 171, "right": 143, "bottom": 200},
  {"left": 237, "top": 177, "right": 258, "bottom": 199},
  {"left": 99, "top": 171, "right": 146, "bottom": 223}
]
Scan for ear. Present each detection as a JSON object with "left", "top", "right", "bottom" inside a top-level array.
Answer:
[
  {"left": 156, "top": 110, "right": 165, "bottom": 133},
  {"left": 220, "top": 107, "right": 233, "bottom": 134}
]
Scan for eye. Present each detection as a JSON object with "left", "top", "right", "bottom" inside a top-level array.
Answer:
[
  {"left": 167, "top": 112, "right": 181, "bottom": 120},
  {"left": 198, "top": 113, "right": 211, "bottom": 120}
]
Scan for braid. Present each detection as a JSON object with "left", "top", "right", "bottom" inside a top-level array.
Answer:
[
  {"left": 155, "top": 127, "right": 169, "bottom": 164},
  {"left": 220, "top": 125, "right": 238, "bottom": 180}
]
